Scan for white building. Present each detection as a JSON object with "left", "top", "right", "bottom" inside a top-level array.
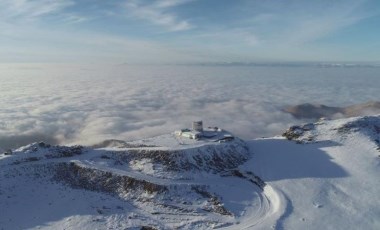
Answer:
[
  {"left": 175, "top": 121, "right": 204, "bottom": 140},
  {"left": 175, "top": 121, "right": 235, "bottom": 142},
  {"left": 175, "top": 129, "right": 202, "bottom": 139}
]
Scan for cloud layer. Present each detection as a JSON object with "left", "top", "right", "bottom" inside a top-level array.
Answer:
[{"left": 0, "top": 64, "right": 379, "bottom": 150}]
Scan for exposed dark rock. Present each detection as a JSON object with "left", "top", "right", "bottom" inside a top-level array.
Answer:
[
  {"left": 38, "top": 142, "right": 51, "bottom": 148},
  {"left": 224, "top": 170, "right": 266, "bottom": 190},
  {"left": 45, "top": 145, "right": 83, "bottom": 159},
  {"left": 91, "top": 139, "right": 157, "bottom": 149},
  {"left": 116, "top": 140, "right": 250, "bottom": 173},
  {"left": 3, "top": 149, "right": 13, "bottom": 155},
  {"left": 12, "top": 157, "right": 41, "bottom": 165},
  {"left": 53, "top": 162, "right": 167, "bottom": 196},
  {"left": 282, "top": 123, "right": 317, "bottom": 143},
  {"left": 231, "top": 170, "right": 244, "bottom": 178},
  {"left": 141, "top": 226, "right": 158, "bottom": 230},
  {"left": 192, "top": 186, "right": 232, "bottom": 216},
  {"left": 282, "top": 125, "right": 304, "bottom": 140}
]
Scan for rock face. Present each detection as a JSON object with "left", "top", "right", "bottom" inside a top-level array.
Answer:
[
  {"left": 282, "top": 115, "right": 380, "bottom": 149},
  {"left": 110, "top": 138, "right": 250, "bottom": 174},
  {"left": 54, "top": 162, "right": 168, "bottom": 195},
  {"left": 282, "top": 123, "right": 316, "bottom": 141},
  {"left": 284, "top": 101, "right": 380, "bottom": 120}
]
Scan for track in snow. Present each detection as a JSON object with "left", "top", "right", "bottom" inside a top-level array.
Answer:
[
  {"left": 72, "top": 159, "right": 287, "bottom": 229},
  {"left": 228, "top": 184, "right": 286, "bottom": 230}
]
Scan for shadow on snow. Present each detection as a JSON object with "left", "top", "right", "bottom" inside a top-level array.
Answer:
[{"left": 246, "top": 139, "right": 349, "bottom": 182}]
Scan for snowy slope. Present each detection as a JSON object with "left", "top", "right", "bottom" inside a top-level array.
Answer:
[
  {"left": 241, "top": 115, "right": 380, "bottom": 229},
  {"left": 0, "top": 135, "right": 263, "bottom": 229},
  {"left": 1, "top": 116, "right": 380, "bottom": 229}
]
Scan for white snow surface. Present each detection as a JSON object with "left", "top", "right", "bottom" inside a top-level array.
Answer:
[{"left": 1, "top": 115, "right": 380, "bottom": 229}]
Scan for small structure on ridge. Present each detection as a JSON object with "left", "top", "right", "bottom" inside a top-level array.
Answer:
[
  {"left": 192, "top": 121, "right": 203, "bottom": 132},
  {"left": 175, "top": 121, "right": 234, "bottom": 142}
]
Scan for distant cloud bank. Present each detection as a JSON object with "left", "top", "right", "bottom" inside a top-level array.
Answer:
[{"left": 0, "top": 64, "right": 379, "bottom": 150}]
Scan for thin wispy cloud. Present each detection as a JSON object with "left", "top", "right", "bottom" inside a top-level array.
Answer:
[
  {"left": 281, "top": 0, "right": 374, "bottom": 44},
  {"left": 125, "top": 0, "right": 195, "bottom": 31},
  {"left": 0, "top": 0, "right": 379, "bottom": 63},
  {"left": 61, "top": 14, "right": 89, "bottom": 24},
  {"left": 154, "top": 0, "right": 194, "bottom": 9},
  {"left": 142, "top": 0, "right": 378, "bottom": 62},
  {"left": 218, "top": 0, "right": 374, "bottom": 46},
  {"left": 0, "top": 0, "right": 74, "bottom": 19}
]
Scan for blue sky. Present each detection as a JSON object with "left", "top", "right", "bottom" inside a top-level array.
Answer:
[{"left": 1, "top": 0, "right": 379, "bottom": 64}]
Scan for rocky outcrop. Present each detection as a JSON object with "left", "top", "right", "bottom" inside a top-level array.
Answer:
[
  {"left": 54, "top": 162, "right": 167, "bottom": 196},
  {"left": 109, "top": 138, "right": 250, "bottom": 173}
]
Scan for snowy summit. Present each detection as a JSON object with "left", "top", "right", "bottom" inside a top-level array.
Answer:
[{"left": 1, "top": 116, "right": 380, "bottom": 229}]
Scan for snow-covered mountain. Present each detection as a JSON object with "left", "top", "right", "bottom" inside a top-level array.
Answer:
[{"left": 1, "top": 116, "right": 380, "bottom": 229}]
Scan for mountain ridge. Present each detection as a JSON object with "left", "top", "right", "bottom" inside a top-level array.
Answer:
[
  {"left": 284, "top": 101, "right": 380, "bottom": 119},
  {"left": 1, "top": 115, "right": 380, "bottom": 229}
]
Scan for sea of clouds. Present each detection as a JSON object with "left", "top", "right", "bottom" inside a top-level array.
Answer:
[{"left": 0, "top": 63, "right": 379, "bottom": 150}]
